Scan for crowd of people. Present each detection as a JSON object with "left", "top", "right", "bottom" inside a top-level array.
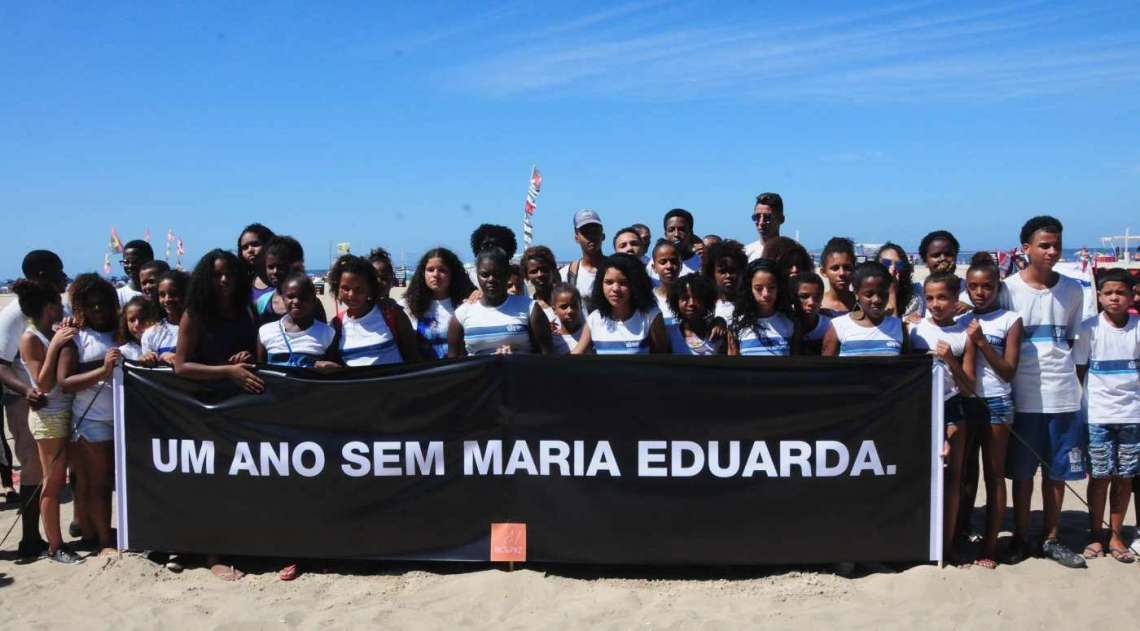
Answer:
[{"left": 1, "top": 192, "right": 1139, "bottom": 581}]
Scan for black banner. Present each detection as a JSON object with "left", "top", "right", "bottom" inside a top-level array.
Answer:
[{"left": 114, "top": 355, "right": 939, "bottom": 565}]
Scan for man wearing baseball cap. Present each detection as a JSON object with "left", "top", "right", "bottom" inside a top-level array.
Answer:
[
  {"left": 558, "top": 209, "right": 605, "bottom": 312},
  {"left": 0, "top": 250, "right": 69, "bottom": 557}
]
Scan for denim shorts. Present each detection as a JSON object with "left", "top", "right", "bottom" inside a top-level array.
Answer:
[
  {"left": 1087, "top": 423, "right": 1140, "bottom": 479},
  {"left": 983, "top": 394, "right": 1015, "bottom": 425},
  {"left": 72, "top": 418, "right": 114, "bottom": 443},
  {"left": 1006, "top": 411, "right": 1086, "bottom": 481}
]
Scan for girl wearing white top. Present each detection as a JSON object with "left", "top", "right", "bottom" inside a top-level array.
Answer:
[
  {"left": 331, "top": 255, "right": 420, "bottom": 366},
  {"left": 822, "top": 262, "right": 908, "bottom": 358},
  {"left": 13, "top": 280, "right": 81, "bottom": 564},
  {"left": 118, "top": 295, "right": 157, "bottom": 362},
  {"left": 548, "top": 283, "right": 586, "bottom": 355},
  {"left": 450, "top": 248, "right": 553, "bottom": 356},
  {"left": 729, "top": 259, "right": 796, "bottom": 356},
  {"left": 791, "top": 272, "right": 831, "bottom": 356},
  {"left": 669, "top": 274, "right": 729, "bottom": 356},
  {"left": 58, "top": 274, "right": 121, "bottom": 555},
  {"left": 701, "top": 239, "right": 747, "bottom": 325},
  {"left": 962, "top": 252, "right": 1023, "bottom": 569},
  {"left": 650, "top": 240, "right": 685, "bottom": 353},
  {"left": 141, "top": 270, "right": 189, "bottom": 366},
  {"left": 573, "top": 254, "right": 669, "bottom": 355},
  {"left": 402, "top": 248, "right": 476, "bottom": 361},
  {"left": 909, "top": 272, "right": 977, "bottom": 565},
  {"left": 257, "top": 275, "right": 338, "bottom": 369}
]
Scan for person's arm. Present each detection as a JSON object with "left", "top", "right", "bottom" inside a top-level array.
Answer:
[
  {"left": 19, "top": 333, "right": 48, "bottom": 396},
  {"left": 959, "top": 338, "right": 977, "bottom": 396},
  {"left": 934, "top": 341, "right": 974, "bottom": 397},
  {"left": 885, "top": 277, "right": 900, "bottom": 317},
  {"left": 447, "top": 315, "right": 466, "bottom": 358},
  {"left": 1076, "top": 363, "right": 1088, "bottom": 386},
  {"left": 648, "top": 313, "right": 670, "bottom": 354},
  {"left": 821, "top": 325, "right": 839, "bottom": 357},
  {"left": 570, "top": 322, "right": 593, "bottom": 355},
  {"left": 60, "top": 344, "right": 119, "bottom": 394},
  {"left": 392, "top": 310, "right": 422, "bottom": 364},
  {"left": 173, "top": 311, "right": 264, "bottom": 393},
  {"left": 967, "top": 318, "right": 1021, "bottom": 383},
  {"left": 528, "top": 306, "right": 554, "bottom": 355},
  {"left": 315, "top": 300, "right": 328, "bottom": 324},
  {"left": 720, "top": 329, "right": 733, "bottom": 356}
]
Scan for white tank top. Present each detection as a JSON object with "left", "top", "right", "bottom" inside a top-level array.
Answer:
[
  {"left": 736, "top": 312, "right": 795, "bottom": 356},
  {"left": 654, "top": 292, "right": 687, "bottom": 354},
  {"left": 338, "top": 305, "right": 404, "bottom": 366},
  {"left": 454, "top": 295, "right": 534, "bottom": 356},
  {"left": 21, "top": 328, "right": 73, "bottom": 415},
  {"left": 72, "top": 328, "right": 115, "bottom": 422},
  {"left": 715, "top": 300, "right": 735, "bottom": 322},
  {"left": 908, "top": 316, "right": 970, "bottom": 399},
  {"left": 831, "top": 314, "right": 904, "bottom": 357},
  {"left": 259, "top": 316, "right": 336, "bottom": 367},
  {"left": 141, "top": 319, "right": 179, "bottom": 355},
  {"left": 970, "top": 308, "right": 1021, "bottom": 398},
  {"left": 587, "top": 306, "right": 660, "bottom": 355}
]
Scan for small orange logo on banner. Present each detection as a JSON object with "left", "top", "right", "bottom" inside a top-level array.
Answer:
[{"left": 490, "top": 522, "right": 526, "bottom": 562}]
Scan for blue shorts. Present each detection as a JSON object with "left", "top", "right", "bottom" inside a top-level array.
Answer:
[
  {"left": 1006, "top": 412, "right": 1086, "bottom": 481},
  {"left": 72, "top": 418, "right": 114, "bottom": 444},
  {"left": 1087, "top": 423, "right": 1140, "bottom": 479},
  {"left": 983, "top": 394, "right": 1015, "bottom": 425}
]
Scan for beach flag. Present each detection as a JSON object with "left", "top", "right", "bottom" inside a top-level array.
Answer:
[
  {"left": 143, "top": 228, "right": 151, "bottom": 243},
  {"left": 176, "top": 237, "right": 185, "bottom": 270},
  {"left": 103, "top": 252, "right": 112, "bottom": 275},
  {"left": 521, "top": 166, "right": 542, "bottom": 248},
  {"left": 109, "top": 227, "right": 124, "bottom": 254},
  {"left": 336, "top": 242, "right": 351, "bottom": 255},
  {"left": 165, "top": 229, "right": 174, "bottom": 261}
]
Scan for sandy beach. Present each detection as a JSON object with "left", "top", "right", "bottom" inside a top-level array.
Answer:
[{"left": 0, "top": 480, "right": 1137, "bottom": 629}]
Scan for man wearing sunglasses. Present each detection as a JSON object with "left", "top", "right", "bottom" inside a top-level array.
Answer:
[
  {"left": 117, "top": 239, "right": 155, "bottom": 306},
  {"left": 746, "top": 192, "right": 785, "bottom": 262}
]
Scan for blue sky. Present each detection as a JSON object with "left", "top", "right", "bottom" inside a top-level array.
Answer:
[{"left": 2, "top": 1, "right": 1139, "bottom": 277}]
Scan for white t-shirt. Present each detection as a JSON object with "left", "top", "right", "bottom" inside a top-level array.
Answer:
[
  {"left": 0, "top": 299, "right": 31, "bottom": 390},
  {"left": 587, "top": 306, "right": 660, "bottom": 355},
  {"left": 455, "top": 295, "right": 535, "bottom": 356},
  {"left": 831, "top": 314, "right": 904, "bottom": 357},
  {"left": 1073, "top": 313, "right": 1140, "bottom": 424},
  {"left": 908, "top": 315, "right": 970, "bottom": 400},
  {"left": 645, "top": 253, "right": 700, "bottom": 288},
  {"left": 736, "top": 312, "right": 795, "bottom": 356},
  {"left": 337, "top": 305, "right": 404, "bottom": 366},
  {"left": 259, "top": 316, "right": 335, "bottom": 367},
  {"left": 745, "top": 239, "right": 764, "bottom": 262},
  {"left": 558, "top": 260, "right": 599, "bottom": 311},
  {"left": 117, "top": 285, "right": 144, "bottom": 306},
  {"left": 120, "top": 341, "right": 144, "bottom": 361},
  {"left": 970, "top": 308, "right": 1021, "bottom": 398},
  {"left": 141, "top": 319, "right": 180, "bottom": 355},
  {"left": 72, "top": 329, "right": 115, "bottom": 422},
  {"left": 715, "top": 299, "right": 735, "bottom": 322},
  {"left": 401, "top": 297, "right": 455, "bottom": 360},
  {"left": 999, "top": 273, "right": 1084, "bottom": 413}
]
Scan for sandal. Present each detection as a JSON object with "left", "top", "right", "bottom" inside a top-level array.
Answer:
[
  {"left": 1082, "top": 542, "right": 1105, "bottom": 559},
  {"left": 279, "top": 563, "right": 300, "bottom": 581},
  {"left": 972, "top": 558, "right": 998, "bottom": 569},
  {"left": 1108, "top": 546, "right": 1136, "bottom": 564},
  {"left": 165, "top": 555, "right": 185, "bottom": 573}
]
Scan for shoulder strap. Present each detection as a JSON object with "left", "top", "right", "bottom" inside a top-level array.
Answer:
[{"left": 567, "top": 259, "right": 580, "bottom": 286}]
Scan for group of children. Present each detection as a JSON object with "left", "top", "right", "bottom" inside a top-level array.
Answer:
[{"left": 2, "top": 195, "right": 1139, "bottom": 578}]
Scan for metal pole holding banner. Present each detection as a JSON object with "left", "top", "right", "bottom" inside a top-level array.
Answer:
[
  {"left": 930, "top": 364, "right": 945, "bottom": 566},
  {"left": 113, "top": 364, "right": 129, "bottom": 552}
]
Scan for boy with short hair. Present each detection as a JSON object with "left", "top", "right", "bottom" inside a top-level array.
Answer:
[
  {"left": 558, "top": 209, "right": 605, "bottom": 311},
  {"left": 118, "top": 239, "right": 154, "bottom": 305},
  {"left": 1074, "top": 269, "right": 1140, "bottom": 562},
  {"left": 1000, "top": 215, "right": 1087, "bottom": 568}
]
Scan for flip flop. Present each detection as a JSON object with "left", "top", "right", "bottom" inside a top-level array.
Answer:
[
  {"left": 279, "top": 563, "right": 300, "bottom": 581},
  {"left": 1082, "top": 543, "right": 1104, "bottom": 559},
  {"left": 972, "top": 558, "right": 998, "bottom": 569},
  {"left": 1108, "top": 547, "right": 1136, "bottom": 564},
  {"left": 210, "top": 563, "right": 245, "bottom": 581}
]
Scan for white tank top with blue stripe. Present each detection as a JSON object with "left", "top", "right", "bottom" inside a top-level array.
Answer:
[
  {"left": 455, "top": 294, "right": 534, "bottom": 356},
  {"left": 259, "top": 316, "right": 335, "bottom": 367},
  {"left": 338, "top": 305, "right": 404, "bottom": 366},
  {"left": 654, "top": 292, "right": 687, "bottom": 353},
  {"left": 72, "top": 328, "right": 115, "bottom": 422},
  {"left": 831, "top": 313, "right": 904, "bottom": 357},
  {"left": 141, "top": 319, "right": 179, "bottom": 355},
  {"left": 587, "top": 306, "right": 660, "bottom": 355},
  {"left": 736, "top": 312, "right": 795, "bottom": 356}
]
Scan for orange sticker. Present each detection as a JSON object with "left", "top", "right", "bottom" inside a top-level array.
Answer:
[{"left": 490, "top": 522, "right": 526, "bottom": 562}]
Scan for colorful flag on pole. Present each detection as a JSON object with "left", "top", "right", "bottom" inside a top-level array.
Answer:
[
  {"left": 176, "top": 237, "right": 185, "bottom": 269},
  {"left": 165, "top": 229, "right": 174, "bottom": 261},
  {"left": 522, "top": 166, "right": 542, "bottom": 248},
  {"left": 336, "top": 242, "right": 351, "bottom": 255},
  {"left": 109, "top": 227, "right": 124, "bottom": 254},
  {"left": 103, "top": 252, "right": 112, "bottom": 275}
]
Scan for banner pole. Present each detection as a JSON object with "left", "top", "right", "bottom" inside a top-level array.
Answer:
[
  {"left": 112, "top": 364, "right": 128, "bottom": 551},
  {"left": 931, "top": 363, "right": 945, "bottom": 567}
]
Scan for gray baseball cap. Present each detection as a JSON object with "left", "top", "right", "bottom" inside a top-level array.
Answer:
[{"left": 573, "top": 208, "right": 603, "bottom": 230}]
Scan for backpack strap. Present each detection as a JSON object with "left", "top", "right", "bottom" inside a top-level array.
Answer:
[{"left": 567, "top": 259, "right": 580, "bottom": 287}]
